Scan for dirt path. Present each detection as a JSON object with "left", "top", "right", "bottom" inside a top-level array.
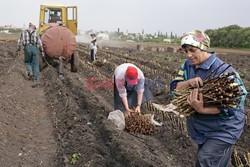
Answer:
[{"left": 0, "top": 42, "right": 58, "bottom": 166}]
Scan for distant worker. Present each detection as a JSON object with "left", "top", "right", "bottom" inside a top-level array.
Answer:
[
  {"left": 89, "top": 33, "right": 97, "bottom": 62},
  {"left": 114, "top": 63, "right": 153, "bottom": 117},
  {"left": 17, "top": 23, "right": 45, "bottom": 81}
]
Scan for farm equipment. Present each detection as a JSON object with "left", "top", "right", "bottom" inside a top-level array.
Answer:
[{"left": 38, "top": 4, "right": 79, "bottom": 75}]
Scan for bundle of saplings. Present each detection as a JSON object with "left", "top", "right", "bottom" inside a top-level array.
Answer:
[
  {"left": 125, "top": 112, "right": 156, "bottom": 135},
  {"left": 172, "top": 64, "right": 246, "bottom": 117}
]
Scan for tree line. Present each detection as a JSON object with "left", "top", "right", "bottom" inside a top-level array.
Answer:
[{"left": 205, "top": 25, "right": 250, "bottom": 49}]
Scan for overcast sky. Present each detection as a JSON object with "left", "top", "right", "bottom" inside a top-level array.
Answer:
[{"left": 1, "top": 0, "right": 249, "bottom": 35}]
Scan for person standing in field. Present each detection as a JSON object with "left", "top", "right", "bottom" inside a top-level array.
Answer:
[
  {"left": 114, "top": 63, "right": 153, "bottom": 117},
  {"left": 170, "top": 30, "right": 247, "bottom": 167},
  {"left": 89, "top": 33, "right": 97, "bottom": 62},
  {"left": 17, "top": 23, "right": 45, "bottom": 81}
]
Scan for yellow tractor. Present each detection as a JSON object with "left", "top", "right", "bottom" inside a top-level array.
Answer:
[
  {"left": 38, "top": 4, "right": 79, "bottom": 75},
  {"left": 39, "top": 5, "right": 77, "bottom": 35}
]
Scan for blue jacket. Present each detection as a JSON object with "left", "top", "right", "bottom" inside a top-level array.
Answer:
[{"left": 170, "top": 53, "right": 247, "bottom": 144}]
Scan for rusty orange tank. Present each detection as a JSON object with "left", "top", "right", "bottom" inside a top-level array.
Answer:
[{"left": 42, "top": 24, "right": 77, "bottom": 61}]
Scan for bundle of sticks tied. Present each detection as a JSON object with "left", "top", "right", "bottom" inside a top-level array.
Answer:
[
  {"left": 125, "top": 112, "right": 156, "bottom": 135},
  {"left": 172, "top": 63, "right": 246, "bottom": 117}
]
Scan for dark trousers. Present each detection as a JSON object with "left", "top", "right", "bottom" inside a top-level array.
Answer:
[
  {"left": 114, "top": 81, "right": 153, "bottom": 112},
  {"left": 196, "top": 139, "right": 233, "bottom": 167},
  {"left": 90, "top": 49, "right": 96, "bottom": 61}
]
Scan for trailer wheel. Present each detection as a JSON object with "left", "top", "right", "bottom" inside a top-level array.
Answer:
[{"left": 71, "top": 51, "right": 79, "bottom": 72}]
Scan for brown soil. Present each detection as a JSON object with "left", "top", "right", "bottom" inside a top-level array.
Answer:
[
  {"left": 0, "top": 36, "right": 249, "bottom": 166},
  {"left": 0, "top": 42, "right": 57, "bottom": 166}
]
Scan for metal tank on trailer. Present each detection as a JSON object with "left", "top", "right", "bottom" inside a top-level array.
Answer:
[{"left": 38, "top": 5, "right": 79, "bottom": 74}]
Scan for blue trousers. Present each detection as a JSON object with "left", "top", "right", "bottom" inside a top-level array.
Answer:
[
  {"left": 196, "top": 139, "right": 233, "bottom": 167},
  {"left": 24, "top": 45, "right": 39, "bottom": 80},
  {"left": 114, "top": 79, "right": 154, "bottom": 111}
]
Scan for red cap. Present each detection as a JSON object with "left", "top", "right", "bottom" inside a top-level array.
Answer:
[{"left": 125, "top": 66, "right": 138, "bottom": 85}]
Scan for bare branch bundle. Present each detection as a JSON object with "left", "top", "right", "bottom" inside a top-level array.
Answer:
[
  {"left": 244, "top": 152, "right": 250, "bottom": 167},
  {"left": 232, "top": 149, "right": 250, "bottom": 167},
  {"left": 172, "top": 72, "right": 245, "bottom": 117},
  {"left": 125, "top": 112, "right": 156, "bottom": 135},
  {"left": 233, "top": 149, "right": 243, "bottom": 167}
]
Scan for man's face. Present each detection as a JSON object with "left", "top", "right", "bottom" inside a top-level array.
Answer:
[{"left": 184, "top": 46, "right": 205, "bottom": 66}]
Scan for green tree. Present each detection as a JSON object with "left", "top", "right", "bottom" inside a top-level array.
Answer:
[
  {"left": 170, "top": 31, "right": 173, "bottom": 42},
  {"left": 205, "top": 25, "right": 250, "bottom": 48}
]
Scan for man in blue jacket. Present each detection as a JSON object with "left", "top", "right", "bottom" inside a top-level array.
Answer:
[{"left": 170, "top": 30, "right": 247, "bottom": 167}]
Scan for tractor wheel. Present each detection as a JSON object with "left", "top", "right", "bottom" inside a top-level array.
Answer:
[{"left": 71, "top": 51, "right": 79, "bottom": 72}]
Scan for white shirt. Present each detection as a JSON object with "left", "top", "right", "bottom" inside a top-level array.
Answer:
[
  {"left": 114, "top": 63, "right": 145, "bottom": 98},
  {"left": 89, "top": 39, "right": 97, "bottom": 54}
]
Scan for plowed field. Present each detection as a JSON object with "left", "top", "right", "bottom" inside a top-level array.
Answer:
[{"left": 0, "top": 37, "right": 249, "bottom": 166}]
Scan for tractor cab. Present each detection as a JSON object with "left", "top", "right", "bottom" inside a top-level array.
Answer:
[
  {"left": 39, "top": 5, "right": 77, "bottom": 35},
  {"left": 47, "top": 9, "right": 62, "bottom": 23}
]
